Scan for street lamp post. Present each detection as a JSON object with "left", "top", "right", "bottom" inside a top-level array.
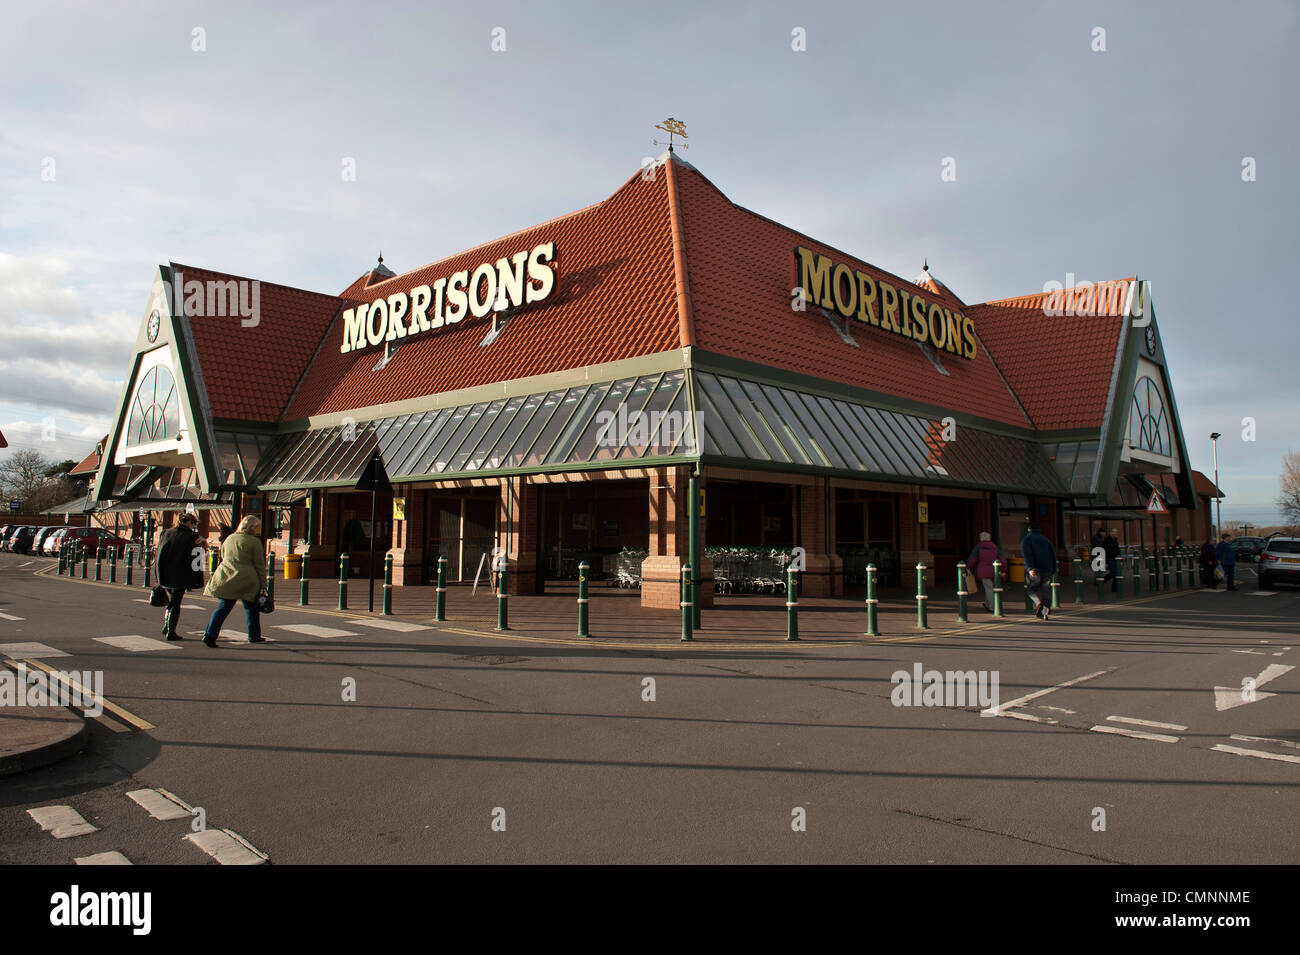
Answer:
[{"left": 1210, "top": 432, "right": 1222, "bottom": 538}]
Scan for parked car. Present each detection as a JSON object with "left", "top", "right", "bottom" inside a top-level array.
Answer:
[
  {"left": 1230, "top": 537, "right": 1267, "bottom": 562},
  {"left": 50, "top": 526, "right": 130, "bottom": 558},
  {"left": 32, "top": 526, "right": 66, "bottom": 555},
  {"left": 2, "top": 525, "right": 33, "bottom": 552},
  {"left": 9, "top": 526, "right": 41, "bottom": 554},
  {"left": 1257, "top": 537, "right": 1300, "bottom": 590}
]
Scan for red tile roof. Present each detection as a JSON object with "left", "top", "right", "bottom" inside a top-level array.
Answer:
[
  {"left": 170, "top": 264, "right": 346, "bottom": 422},
  {"left": 282, "top": 168, "right": 679, "bottom": 420},
  {"left": 1188, "top": 470, "right": 1223, "bottom": 499},
  {"left": 965, "top": 279, "right": 1135, "bottom": 431},
  {"left": 671, "top": 161, "right": 1031, "bottom": 428},
  {"left": 69, "top": 441, "right": 105, "bottom": 475}
]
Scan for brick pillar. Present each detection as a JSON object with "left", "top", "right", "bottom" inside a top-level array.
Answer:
[
  {"left": 642, "top": 467, "right": 712, "bottom": 610},
  {"left": 500, "top": 478, "right": 539, "bottom": 595},
  {"left": 798, "top": 480, "right": 843, "bottom": 596},
  {"left": 389, "top": 486, "right": 424, "bottom": 586},
  {"left": 899, "top": 488, "right": 935, "bottom": 589}
]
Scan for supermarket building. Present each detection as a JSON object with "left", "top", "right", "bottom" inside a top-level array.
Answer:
[{"left": 91, "top": 152, "right": 1214, "bottom": 609}]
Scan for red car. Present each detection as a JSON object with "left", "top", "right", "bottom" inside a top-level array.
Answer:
[{"left": 52, "top": 526, "right": 130, "bottom": 558}]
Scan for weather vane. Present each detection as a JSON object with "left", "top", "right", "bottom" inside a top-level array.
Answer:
[{"left": 653, "top": 117, "right": 689, "bottom": 152}]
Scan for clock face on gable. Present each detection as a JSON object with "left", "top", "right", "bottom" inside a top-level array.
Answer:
[{"left": 147, "top": 309, "right": 161, "bottom": 343}]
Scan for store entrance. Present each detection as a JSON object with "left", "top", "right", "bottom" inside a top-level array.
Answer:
[
  {"left": 422, "top": 490, "right": 499, "bottom": 585},
  {"left": 538, "top": 479, "right": 648, "bottom": 588},
  {"left": 835, "top": 488, "right": 899, "bottom": 588},
  {"left": 335, "top": 491, "right": 394, "bottom": 580},
  {"left": 925, "top": 495, "right": 979, "bottom": 583}
]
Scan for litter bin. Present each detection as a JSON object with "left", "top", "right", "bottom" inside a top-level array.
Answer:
[
  {"left": 284, "top": 553, "right": 303, "bottom": 580},
  {"left": 1008, "top": 557, "right": 1025, "bottom": 583}
]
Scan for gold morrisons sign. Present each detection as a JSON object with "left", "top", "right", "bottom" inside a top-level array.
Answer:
[{"left": 794, "top": 247, "right": 977, "bottom": 360}]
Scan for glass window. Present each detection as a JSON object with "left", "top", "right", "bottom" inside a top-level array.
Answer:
[
  {"left": 854, "top": 407, "right": 915, "bottom": 476},
  {"left": 465, "top": 396, "right": 526, "bottom": 472},
  {"left": 697, "top": 374, "right": 767, "bottom": 461},
  {"left": 814, "top": 397, "right": 873, "bottom": 471},
  {"left": 547, "top": 382, "right": 612, "bottom": 464},
  {"left": 507, "top": 390, "right": 566, "bottom": 468},
  {"left": 397, "top": 409, "right": 455, "bottom": 477},
  {"left": 569, "top": 378, "right": 635, "bottom": 463},
  {"left": 492, "top": 392, "right": 548, "bottom": 469},
  {"left": 526, "top": 387, "right": 589, "bottom": 466},
  {"left": 787, "top": 391, "right": 850, "bottom": 469},
  {"left": 434, "top": 402, "right": 488, "bottom": 473},
  {"left": 619, "top": 372, "right": 684, "bottom": 460}
]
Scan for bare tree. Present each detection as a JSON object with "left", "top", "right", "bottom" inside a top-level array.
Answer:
[
  {"left": 1278, "top": 451, "right": 1300, "bottom": 527},
  {"left": 0, "top": 449, "right": 52, "bottom": 505}
]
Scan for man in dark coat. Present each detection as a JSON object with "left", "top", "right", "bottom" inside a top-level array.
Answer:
[
  {"left": 1103, "top": 529, "right": 1121, "bottom": 593},
  {"left": 1215, "top": 533, "right": 1238, "bottom": 591},
  {"left": 1200, "top": 539, "right": 1218, "bottom": 589},
  {"left": 1021, "top": 523, "right": 1058, "bottom": 621},
  {"left": 156, "top": 513, "right": 205, "bottom": 640}
]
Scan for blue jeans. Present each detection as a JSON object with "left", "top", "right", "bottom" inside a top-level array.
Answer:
[{"left": 204, "top": 598, "right": 261, "bottom": 641}]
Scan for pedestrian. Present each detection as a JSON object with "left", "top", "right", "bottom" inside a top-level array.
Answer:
[
  {"left": 1103, "top": 528, "right": 1121, "bottom": 593},
  {"left": 155, "top": 512, "right": 205, "bottom": 640},
  {"left": 966, "top": 531, "right": 1002, "bottom": 612},
  {"left": 218, "top": 522, "right": 233, "bottom": 545},
  {"left": 1021, "top": 523, "right": 1058, "bottom": 620},
  {"left": 1200, "top": 538, "right": 1218, "bottom": 589},
  {"left": 202, "top": 515, "right": 268, "bottom": 647},
  {"left": 1215, "top": 533, "right": 1237, "bottom": 591}
]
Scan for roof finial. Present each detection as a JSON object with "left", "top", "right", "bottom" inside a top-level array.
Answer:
[
  {"left": 923, "top": 259, "right": 929, "bottom": 272},
  {"left": 654, "top": 117, "right": 689, "bottom": 154},
  {"left": 378, "top": 251, "right": 384, "bottom": 265}
]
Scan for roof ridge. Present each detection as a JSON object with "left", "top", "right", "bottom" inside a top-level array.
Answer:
[
  {"left": 977, "top": 276, "right": 1137, "bottom": 309},
  {"left": 169, "top": 263, "right": 342, "bottom": 303},
  {"left": 663, "top": 152, "right": 697, "bottom": 348}
]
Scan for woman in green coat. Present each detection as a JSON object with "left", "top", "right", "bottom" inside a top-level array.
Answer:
[{"left": 203, "top": 515, "right": 268, "bottom": 647}]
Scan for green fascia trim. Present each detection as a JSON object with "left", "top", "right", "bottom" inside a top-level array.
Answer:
[
  {"left": 1148, "top": 302, "right": 1198, "bottom": 511},
  {"left": 92, "top": 349, "right": 143, "bottom": 504},
  {"left": 255, "top": 453, "right": 703, "bottom": 491},
  {"left": 697, "top": 454, "right": 1067, "bottom": 497},
  {"left": 278, "top": 348, "right": 691, "bottom": 433},
  {"left": 690, "top": 349, "right": 1040, "bottom": 440}
]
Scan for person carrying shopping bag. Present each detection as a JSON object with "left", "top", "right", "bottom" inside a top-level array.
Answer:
[
  {"left": 966, "top": 531, "right": 1002, "bottom": 613},
  {"left": 203, "top": 515, "right": 268, "bottom": 646}
]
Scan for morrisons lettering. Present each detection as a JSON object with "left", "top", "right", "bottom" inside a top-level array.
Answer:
[
  {"left": 340, "top": 242, "right": 557, "bottom": 353},
  {"left": 794, "top": 246, "right": 978, "bottom": 359}
]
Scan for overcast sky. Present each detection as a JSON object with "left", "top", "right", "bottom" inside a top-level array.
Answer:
[{"left": 1, "top": 0, "right": 1296, "bottom": 523}]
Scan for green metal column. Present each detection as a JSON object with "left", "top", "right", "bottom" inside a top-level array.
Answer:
[
  {"left": 1073, "top": 557, "right": 1083, "bottom": 603},
  {"left": 301, "top": 489, "right": 317, "bottom": 606},
  {"left": 338, "top": 552, "right": 349, "bottom": 610},
  {"left": 956, "top": 560, "right": 968, "bottom": 623},
  {"left": 864, "top": 563, "right": 879, "bottom": 637},
  {"left": 689, "top": 471, "right": 701, "bottom": 631},
  {"left": 435, "top": 555, "right": 447, "bottom": 621},
  {"left": 915, "top": 562, "right": 928, "bottom": 629},
  {"left": 109, "top": 547, "right": 117, "bottom": 584},
  {"left": 785, "top": 566, "right": 800, "bottom": 641},
  {"left": 81, "top": 543, "right": 88, "bottom": 579},
  {"left": 94, "top": 546, "right": 103, "bottom": 581},
  {"left": 382, "top": 554, "right": 393, "bottom": 615},
  {"left": 992, "top": 560, "right": 1004, "bottom": 617},
  {"left": 267, "top": 554, "right": 276, "bottom": 602},
  {"left": 495, "top": 558, "right": 509, "bottom": 631},
  {"left": 1050, "top": 570, "right": 1060, "bottom": 609},
  {"left": 680, "top": 564, "right": 693, "bottom": 642},
  {"left": 576, "top": 561, "right": 590, "bottom": 638}
]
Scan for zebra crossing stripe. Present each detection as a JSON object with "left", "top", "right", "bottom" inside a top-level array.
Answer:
[
  {"left": 28, "top": 805, "right": 98, "bottom": 839},
  {"left": 75, "top": 851, "right": 133, "bottom": 865},
  {"left": 185, "top": 829, "right": 268, "bottom": 865}
]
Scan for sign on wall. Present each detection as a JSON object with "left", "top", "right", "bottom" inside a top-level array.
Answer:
[
  {"left": 794, "top": 247, "right": 977, "bottom": 359},
  {"left": 917, "top": 500, "right": 929, "bottom": 523},
  {"left": 392, "top": 497, "right": 406, "bottom": 521},
  {"left": 340, "top": 243, "right": 558, "bottom": 354}
]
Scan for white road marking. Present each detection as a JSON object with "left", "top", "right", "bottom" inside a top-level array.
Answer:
[
  {"left": 1230, "top": 734, "right": 1300, "bottom": 750},
  {"left": 185, "top": 829, "right": 268, "bottom": 865},
  {"left": 273, "top": 624, "right": 357, "bottom": 639},
  {"left": 126, "top": 789, "right": 191, "bottom": 821},
  {"left": 1214, "top": 663, "right": 1295, "bottom": 711},
  {"left": 0, "top": 642, "right": 68, "bottom": 659},
  {"left": 1248, "top": 592, "right": 1277, "bottom": 597},
  {"left": 75, "top": 851, "right": 133, "bottom": 865},
  {"left": 1211, "top": 743, "right": 1300, "bottom": 765},
  {"left": 132, "top": 599, "right": 153, "bottom": 604},
  {"left": 1002, "top": 711, "right": 1057, "bottom": 724},
  {"left": 1231, "top": 649, "right": 1266, "bottom": 655},
  {"left": 18, "top": 562, "right": 33, "bottom": 568},
  {"left": 1037, "top": 705, "right": 1077, "bottom": 714},
  {"left": 348, "top": 618, "right": 432, "bottom": 632},
  {"left": 982, "top": 668, "right": 1116, "bottom": 717},
  {"left": 93, "top": 635, "right": 183, "bottom": 652},
  {"left": 27, "top": 805, "right": 99, "bottom": 838},
  {"left": 1107, "top": 715, "right": 1189, "bottom": 731},
  {"left": 1090, "top": 724, "right": 1180, "bottom": 743},
  {"left": 0, "top": 612, "right": 25, "bottom": 622}
]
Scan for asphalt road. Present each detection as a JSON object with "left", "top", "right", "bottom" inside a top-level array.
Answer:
[{"left": 1, "top": 551, "right": 1297, "bottom": 865}]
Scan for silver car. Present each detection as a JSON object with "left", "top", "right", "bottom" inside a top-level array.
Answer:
[{"left": 1257, "top": 537, "right": 1300, "bottom": 590}]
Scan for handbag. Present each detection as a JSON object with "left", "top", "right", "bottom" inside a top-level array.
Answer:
[
  {"left": 256, "top": 591, "right": 275, "bottom": 614},
  {"left": 963, "top": 568, "right": 977, "bottom": 595},
  {"left": 149, "top": 585, "right": 169, "bottom": 607}
]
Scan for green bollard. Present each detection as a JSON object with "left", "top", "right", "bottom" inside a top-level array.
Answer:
[
  {"left": 864, "top": 563, "right": 879, "bottom": 637},
  {"left": 382, "top": 554, "right": 393, "bottom": 616},
  {"left": 1162, "top": 551, "right": 1171, "bottom": 591},
  {"left": 142, "top": 545, "right": 151, "bottom": 588},
  {"left": 680, "top": 564, "right": 694, "bottom": 642},
  {"left": 267, "top": 553, "right": 276, "bottom": 602},
  {"left": 915, "top": 562, "right": 928, "bottom": 629},
  {"left": 956, "top": 560, "right": 969, "bottom": 623},
  {"left": 1176, "top": 551, "right": 1185, "bottom": 590},
  {"left": 1050, "top": 570, "right": 1061, "bottom": 610},
  {"left": 109, "top": 547, "right": 117, "bottom": 584},
  {"left": 576, "top": 560, "right": 590, "bottom": 638},
  {"left": 57, "top": 541, "right": 64, "bottom": 575},
  {"left": 1096, "top": 558, "right": 1105, "bottom": 603},
  {"left": 1073, "top": 557, "right": 1083, "bottom": 604},
  {"left": 494, "top": 559, "right": 509, "bottom": 631},
  {"left": 300, "top": 550, "right": 310, "bottom": 606},
  {"left": 338, "top": 552, "right": 349, "bottom": 610},
  {"left": 81, "top": 543, "right": 89, "bottom": 579},
  {"left": 126, "top": 547, "right": 134, "bottom": 587},
  {"left": 434, "top": 555, "right": 447, "bottom": 622},
  {"left": 992, "top": 560, "right": 1004, "bottom": 617},
  {"left": 786, "top": 566, "right": 800, "bottom": 641},
  {"left": 1131, "top": 554, "right": 1140, "bottom": 597},
  {"left": 1113, "top": 555, "right": 1124, "bottom": 598}
]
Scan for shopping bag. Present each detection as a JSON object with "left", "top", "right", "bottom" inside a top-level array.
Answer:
[
  {"left": 963, "top": 569, "right": 977, "bottom": 596},
  {"left": 1215, "top": 566, "right": 1224, "bottom": 582}
]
